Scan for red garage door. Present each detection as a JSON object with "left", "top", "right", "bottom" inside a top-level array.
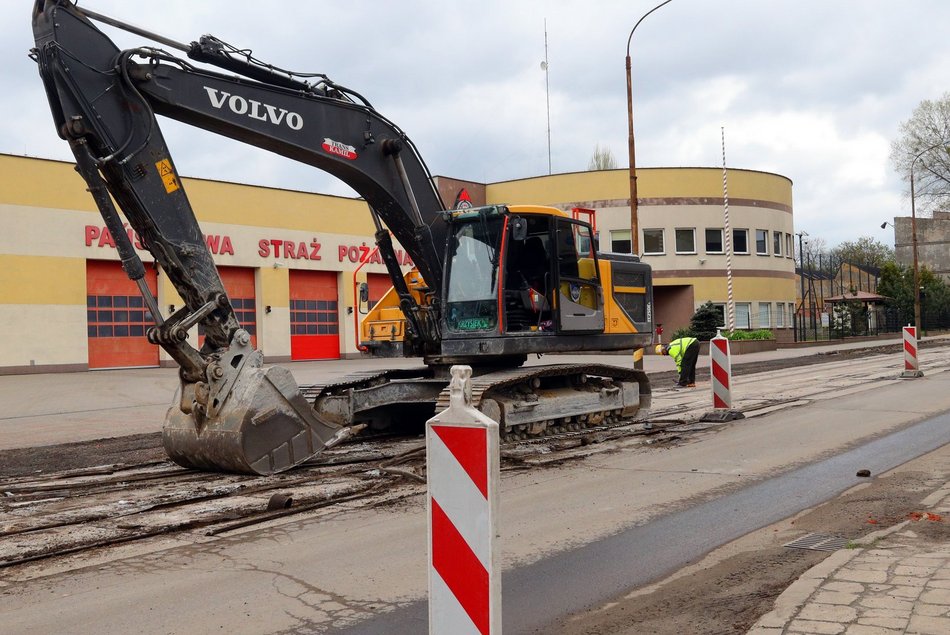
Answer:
[
  {"left": 367, "top": 273, "right": 391, "bottom": 309},
  {"left": 290, "top": 270, "right": 340, "bottom": 360},
  {"left": 86, "top": 260, "right": 159, "bottom": 369},
  {"left": 199, "top": 266, "right": 257, "bottom": 349}
]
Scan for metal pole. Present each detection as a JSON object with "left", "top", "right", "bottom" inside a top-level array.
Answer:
[
  {"left": 797, "top": 232, "right": 807, "bottom": 342},
  {"left": 626, "top": 0, "right": 673, "bottom": 256},
  {"left": 911, "top": 169, "right": 921, "bottom": 335},
  {"left": 543, "top": 19, "right": 552, "bottom": 175}
]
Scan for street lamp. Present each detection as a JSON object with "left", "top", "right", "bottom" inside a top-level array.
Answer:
[
  {"left": 796, "top": 231, "right": 808, "bottom": 342},
  {"left": 906, "top": 143, "right": 947, "bottom": 334},
  {"left": 626, "top": 0, "right": 673, "bottom": 256}
]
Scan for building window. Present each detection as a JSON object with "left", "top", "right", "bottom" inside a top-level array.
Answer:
[
  {"left": 87, "top": 294, "right": 152, "bottom": 338},
  {"left": 786, "top": 233, "right": 793, "bottom": 259},
  {"left": 735, "top": 302, "right": 752, "bottom": 329},
  {"left": 675, "top": 228, "right": 696, "bottom": 254},
  {"left": 776, "top": 302, "right": 785, "bottom": 327},
  {"left": 710, "top": 303, "right": 726, "bottom": 327},
  {"left": 291, "top": 299, "right": 340, "bottom": 335},
  {"left": 643, "top": 228, "right": 665, "bottom": 255},
  {"left": 756, "top": 229, "right": 768, "bottom": 255},
  {"left": 773, "top": 231, "right": 782, "bottom": 256},
  {"left": 610, "top": 229, "right": 632, "bottom": 254},
  {"left": 705, "top": 228, "right": 724, "bottom": 253},
  {"left": 733, "top": 229, "right": 749, "bottom": 254},
  {"left": 758, "top": 302, "right": 771, "bottom": 328}
]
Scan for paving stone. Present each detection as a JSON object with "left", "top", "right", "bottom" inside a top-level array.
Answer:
[
  {"left": 798, "top": 603, "right": 858, "bottom": 623},
  {"left": 901, "top": 557, "right": 948, "bottom": 567},
  {"left": 746, "top": 627, "right": 784, "bottom": 635},
  {"left": 787, "top": 619, "right": 846, "bottom": 634},
  {"left": 814, "top": 590, "right": 858, "bottom": 605},
  {"left": 893, "top": 565, "right": 939, "bottom": 577},
  {"left": 834, "top": 569, "right": 888, "bottom": 584},
  {"left": 823, "top": 581, "right": 866, "bottom": 594},
  {"left": 858, "top": 596, "right": 914, "bottom": 611},
  {"left": 889, "top": 575, "right": 928, "bottom": 587},
  {"left": 930, "top": 567, "right": 950, "bottom": 580},
  {"left": 919, "top": 587, "right": 950, "bottom": 605},
  {"left": 926, "top": 578, "right": 950, "bottom": 589},
  {"left": 912, "top": 603, "right": 948, "bottom": 617},
  {"left": 856, "top": 616, "right": 909, "bottom": 630},
  {"left": 843, "top": 624, "right": 903, "bottom": 635},
  {"left": 886, "top": 585, "right": 923, "bottom": 598},
  {"left": 858, "top": 608, "right": 911, "bottom": 620},
  {"left": 907, "top": 614, "right": 950, "bottom": 634}
]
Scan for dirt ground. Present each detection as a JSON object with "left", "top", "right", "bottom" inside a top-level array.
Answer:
[
  {"left": 555, "top": 447, "right": 950, "bottom": 634},
  {"left": 0, "top": 341, "right": 921, "bottom": 480}
]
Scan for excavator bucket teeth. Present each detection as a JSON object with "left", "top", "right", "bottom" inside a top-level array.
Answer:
[{"left": 163, "top": 365, "right": 343, "bottom": 475}]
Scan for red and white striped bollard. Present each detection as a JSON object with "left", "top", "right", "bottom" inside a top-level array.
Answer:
[
  {"left": 901, "top": 325, "right": 923, "bottom": 378},
  {"left": 700, "top": 330, "right": 744, "bottom": 422},
  {"left": 711, "top": 330, "right": 733, "bottom": 409},
  {"left": 427, "top": 365, "right": 501, "bottom": 635}
]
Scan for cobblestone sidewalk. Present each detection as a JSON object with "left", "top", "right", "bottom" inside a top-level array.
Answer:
[{"left": 750, "top": 483, "right": 950, "bottom": 634}]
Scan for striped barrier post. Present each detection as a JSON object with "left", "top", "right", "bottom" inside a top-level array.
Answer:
[
  {"left": 901, "top": 325, "right": 924, "bottom": 378},
  {"left": 700, "top": 330, "right": 744, "bottom": 422},
  {"left": 711, "top": 331, "right": 732, "bottom": 409},
  {"left": 427, "top": 365, "right": 501, "bottom": 635}
]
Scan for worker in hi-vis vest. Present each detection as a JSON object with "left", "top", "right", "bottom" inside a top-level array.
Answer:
[{"left": 656, "top": 336, "right": 700, "bottom": 388}]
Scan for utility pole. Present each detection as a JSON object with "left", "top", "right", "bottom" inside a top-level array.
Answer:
[{"left": 625, "top": 0, "right": 673, "bottom": 255}]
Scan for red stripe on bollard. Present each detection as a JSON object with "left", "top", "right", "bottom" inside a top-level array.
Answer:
[
  {"left": 431, "top": 499, "right": 490, "bottom": 635},
  {"left": 432, "top": 425, "right": 488, "bottom": 498}
]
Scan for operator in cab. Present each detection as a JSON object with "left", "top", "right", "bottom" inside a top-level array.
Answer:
[{"left": 656, "top": 337, "right": 700, "bottom": 388}]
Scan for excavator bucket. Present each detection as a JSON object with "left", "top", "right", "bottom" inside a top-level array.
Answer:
[{"left": 163, "top": 346, "right": 345, "bottom": 475}]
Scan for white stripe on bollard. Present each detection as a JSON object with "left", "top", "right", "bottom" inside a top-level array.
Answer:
[
  {"left": 427, "top": 365, "right": 501, "bottom": 635},
  {"left": 901, "top": 325, "right": 923, "bottom": 378}
]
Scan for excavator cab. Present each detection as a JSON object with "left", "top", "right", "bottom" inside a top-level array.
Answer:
[{"left": 442, "top": 205, "right": 605, "bottom": 340}]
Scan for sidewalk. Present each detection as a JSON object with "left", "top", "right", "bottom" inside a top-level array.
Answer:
[{"left": 749, "top": 480, "right": 950, "bottom": 634}]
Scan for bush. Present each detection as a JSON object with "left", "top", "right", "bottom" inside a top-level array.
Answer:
[
  {"left": 669, "top": 327, "right": 695, "bottom": 341},
  {"left": 726, "top": 329, "right": 773, "bottom": 341}
]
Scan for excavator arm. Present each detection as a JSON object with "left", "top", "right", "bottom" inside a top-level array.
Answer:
[{"left": 31, "top": 0, "right": 447, "bottom": 473}]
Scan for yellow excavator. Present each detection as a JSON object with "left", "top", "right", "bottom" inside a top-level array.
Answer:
[{"left": 32, "top": 0, "right": 654, "bottom": 474}]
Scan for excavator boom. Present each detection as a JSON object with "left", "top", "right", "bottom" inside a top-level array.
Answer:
[{"left": 31, "top": 0, "right": 446, "bottom": 473}]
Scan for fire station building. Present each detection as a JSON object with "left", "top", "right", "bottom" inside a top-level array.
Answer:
[{"left": 0, "top": 153, "right": 795, "bottom": 374}]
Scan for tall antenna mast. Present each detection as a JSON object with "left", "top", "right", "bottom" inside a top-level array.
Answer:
[{"left": 542, "top": 19, "right": 552, "bottom": 174}]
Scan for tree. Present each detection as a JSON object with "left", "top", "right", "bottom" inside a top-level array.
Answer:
[
  {"left": 890, "top": 92, "right": 950, "bottom": 215},
  {"left": 831, "top": 236, "right": 894, "bottom": 268},
  {"left": 877, "top": 262, "right": 950, "bottom": 332},
  {"left": 587, "top": 144, "right": 617, "bottom": 171},
  {"left": 689, "top": 301, "right": 721, "bottom": 341}
]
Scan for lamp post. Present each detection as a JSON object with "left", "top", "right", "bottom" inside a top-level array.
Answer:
[
  {"left": 909, "top": 154, "right": 924, "bottom": 335},
  {"left": 905, "top": 143, "right": 950, "bottom": 334},
  {"left": 625, "top": 0, "right": 672, "bottom": 256},
  {"left": 796, "top": 231, "right": 808, "bottom": 342}
]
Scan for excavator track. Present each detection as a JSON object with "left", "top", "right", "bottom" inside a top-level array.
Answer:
[
  {"left": 435, "top": 364, "right": 651, "bottom": 442},
  {"left": 304, "top": 363, "right": 650, "bottom": 445}
]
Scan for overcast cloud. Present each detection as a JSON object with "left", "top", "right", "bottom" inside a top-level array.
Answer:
[{"left": 4, "top": 1, "right": 948, "bottom": 247}]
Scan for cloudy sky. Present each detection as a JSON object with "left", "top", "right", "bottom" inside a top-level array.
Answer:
[{"left": 5, "top": 1, "right": 948, "bottom": 247}]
